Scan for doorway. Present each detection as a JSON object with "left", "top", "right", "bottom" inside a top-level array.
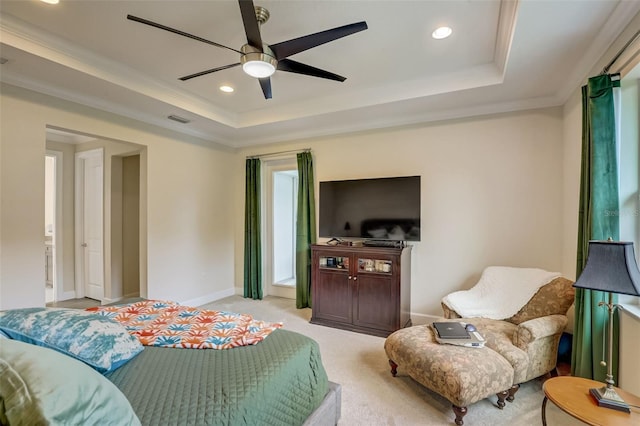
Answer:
[
  {"left": 45, "top": 128, "right": 147, "bottom": 304},
  {"left": 44, "top": 151, "right": 62, "bottom": 303}
]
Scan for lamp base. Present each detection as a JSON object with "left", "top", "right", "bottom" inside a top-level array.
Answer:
[{"left": 589, "top": 386, "right": 631, "bottom": 413}]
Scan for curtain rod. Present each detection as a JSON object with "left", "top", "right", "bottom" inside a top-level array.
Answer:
[
  {"left": 246, "top": 148, "right": 310, "bottom": 160},
  {"left": 602, "top": 28, "right": 640, "bottom": 75}
]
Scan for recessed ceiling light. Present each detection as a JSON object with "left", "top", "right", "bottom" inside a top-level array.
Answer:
[
  {"left": 432, "top": 26, "right": 452, "bottom": 40},
  {"left": 40, "top": 0, "right": 60, "bottom": 4},
  {"left": 219, "top": 85, "right": 234, "bottom": 93}
]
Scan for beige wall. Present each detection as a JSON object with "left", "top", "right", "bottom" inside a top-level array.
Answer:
[
  {"left": 0, "top": 83, "right": 236, "bottom": 309},
  {"left": 122, "top": 155, "right": 141, "bottom": 298},
  {"left": 560, "top": 89, "right": 582, "bottom": 282},
  {"left": 235, "top": 108, "right": 566, "bottom": 318},
  {"left": 1, "top": 90, "right": 47, "bottom": 308}
]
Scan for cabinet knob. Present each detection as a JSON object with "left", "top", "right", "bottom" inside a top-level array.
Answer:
[
  {"left": 348, "top": 276, "right": 352, "bottom": 280},
  {"left": 353, "top": 276, "right": 357, "bottom": 281}
]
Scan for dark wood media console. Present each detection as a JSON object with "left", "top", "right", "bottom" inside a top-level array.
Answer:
[{"left": 310, "top": 244, "right": 411, "bottom": 337}]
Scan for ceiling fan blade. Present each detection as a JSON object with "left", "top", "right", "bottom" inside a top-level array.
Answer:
[
  {"left": 270, "top": 21, "right": 368, "bottom": 60},
  {"left": 179, "top": 63, "right": 241, "bottom": 81},
  {"left": 277, "top": 59, "right": 346, "bottom": 82},
  {"left": 127, "top": 15, "right": 242, "bottom": 54},
  {"left": 259, "top": 78, "right": 272, "bottom": 99},
  {"left": 238, "top": 0, "right": 263, "bottom": 49}
]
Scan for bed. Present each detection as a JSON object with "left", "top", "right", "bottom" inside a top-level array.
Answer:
[
  {"left": 0, "top": 305, "right": 341, "bottom": 426},
  {"left": 105, "top": 329, "right": 339, "bottom": 425}
]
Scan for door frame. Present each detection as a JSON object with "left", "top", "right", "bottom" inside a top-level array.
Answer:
[
  {"left": 45, "top": 149, "right": 64, "bottom": 302},
  {"left": 74, "top": 148, "right": 104, "bottom": 300}
]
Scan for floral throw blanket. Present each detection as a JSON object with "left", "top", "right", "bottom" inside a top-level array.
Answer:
[{"left": 87, "top": 300, "right": 282, "bottom": 349}]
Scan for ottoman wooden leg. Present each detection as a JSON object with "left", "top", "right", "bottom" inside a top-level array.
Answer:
[
  {"left": 507, "top": 384, "right": 520, "bottom": 402},
  {"left": 452, "top": 405, "right": 467, "bottom": 425},
  {"left": 496, "top": 389, "right": 509, "bottom": 409},
  {"left": 389, "top": 359, "right": 398, "bottom": 377}
]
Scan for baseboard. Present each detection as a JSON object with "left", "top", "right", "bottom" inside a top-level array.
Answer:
[
  {"left": 101, "top": 296, "right": 123, "bottom": 305},
  {"left": 410, "top": 312, "right": 442, "bottom": 326},
  {"left": 57, "top": 290, "right": 77, "bottom": 301},
  {"left": 180, "top": 287, "right": 236, "bottom": 307}
]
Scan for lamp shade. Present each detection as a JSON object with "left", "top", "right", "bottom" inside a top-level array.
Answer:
[{"left": 573, "top": 240, "right": 640, "bottom": 296}]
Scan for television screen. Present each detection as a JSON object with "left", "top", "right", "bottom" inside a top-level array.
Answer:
[{"left": 319, "top": 176, "right": 421, "bottom": 241}]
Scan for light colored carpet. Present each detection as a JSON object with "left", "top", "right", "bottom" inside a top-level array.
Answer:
[{"left": 201, "top": 295, "right": 582, "bottom": 426}]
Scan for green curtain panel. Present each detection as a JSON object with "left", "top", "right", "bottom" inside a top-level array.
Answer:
[
  {"left": 244, "top": 158, "right": 262, "bottom": 300},
  {"left": 571, "top": 74, "right": 621, "bottom": 382},
  {"left": 296, "top": 152, "right": 317, "bottom": 309}
]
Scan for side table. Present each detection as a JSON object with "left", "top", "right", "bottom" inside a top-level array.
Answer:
[{"left": 542, "top": 376, "right": 640, "bottom": 426}]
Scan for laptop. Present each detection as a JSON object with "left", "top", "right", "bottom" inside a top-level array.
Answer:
[{"left": 431, "top": 322, "right": 485, "bottom": 348}]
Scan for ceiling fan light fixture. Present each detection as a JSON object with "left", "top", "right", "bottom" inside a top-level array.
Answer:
[
  {"left": 242, "top": 59, "right": 276, "bottom": 78},
  {"left": 241, "top": 44, "right": 277, "bottom": 78}
]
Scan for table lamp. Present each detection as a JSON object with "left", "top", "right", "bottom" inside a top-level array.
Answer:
[{"left": 573, "top": 240, "right": 640, "bottom": 413}]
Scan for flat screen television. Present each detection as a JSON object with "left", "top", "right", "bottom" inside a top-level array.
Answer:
[{"left": 319, "top": 176, "right": 421, "bottom": 241}]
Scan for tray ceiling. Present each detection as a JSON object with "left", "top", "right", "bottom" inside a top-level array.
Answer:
[{"left": 1, "top": 0, "right": 638, "bottom": 147}]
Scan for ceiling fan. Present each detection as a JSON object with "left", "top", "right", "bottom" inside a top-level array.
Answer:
[{"left": 127, "top": 0, "right": 368, "bottom": 99}]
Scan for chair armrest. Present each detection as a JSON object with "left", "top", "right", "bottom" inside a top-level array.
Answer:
[
  {"left": 513, "top": 315, "right": 568, "bottom": 350},
  {"left": 441, "top": 302, "right": 462, "bottom": 319}
]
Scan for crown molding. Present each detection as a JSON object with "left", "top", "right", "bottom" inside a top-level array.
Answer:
[
  {"left": 494, "top": 0, "right": 520, "bottom": 77},
  {"left": 554, "top": 0, "right": 640, "bottom": 105}
]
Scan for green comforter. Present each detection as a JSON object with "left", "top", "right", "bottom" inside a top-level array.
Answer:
[{"left": 105, "top": 329, "right": 329, "bottom": 426}]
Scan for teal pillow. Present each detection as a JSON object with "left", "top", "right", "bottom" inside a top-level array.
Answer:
[
  {"left": 0, "top": 308, "right": 142, "bottom": 373},
  {"left": 0, "top": 339, "right": 140, "bottom": 425}
]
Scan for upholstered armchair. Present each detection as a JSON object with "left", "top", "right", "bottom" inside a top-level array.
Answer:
[
  {"left": 385, "top": 273, "right": 576, "bottom": 425},
  {"left": 441, "top": 277, "right": 575, "bottom": 392}
]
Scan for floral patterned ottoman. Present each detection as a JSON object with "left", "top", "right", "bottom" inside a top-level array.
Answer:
[{"left": 384, "top": 323, "right": 515, "bottom": 425}]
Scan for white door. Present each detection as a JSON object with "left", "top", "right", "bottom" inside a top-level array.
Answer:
[{"left": 76, "top": 149, "right": 104, "bottom": 301}]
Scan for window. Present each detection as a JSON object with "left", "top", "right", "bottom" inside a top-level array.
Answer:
[
  {"left": 272, "top": 170, "right": 298, "bottom": 285},
  {"left": 619, "top": 69, "right": 639, "bottom": 307},
  {"left": 263, "top": 158, "right": 298, "bottom": 298}
]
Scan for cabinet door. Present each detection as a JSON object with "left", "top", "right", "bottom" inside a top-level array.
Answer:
[
  {"left": 313, "top": 253, "right": 352, "bottom": 323},
  {"left": 352, "top": 256, "right": 397, "bottom": 331}
]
